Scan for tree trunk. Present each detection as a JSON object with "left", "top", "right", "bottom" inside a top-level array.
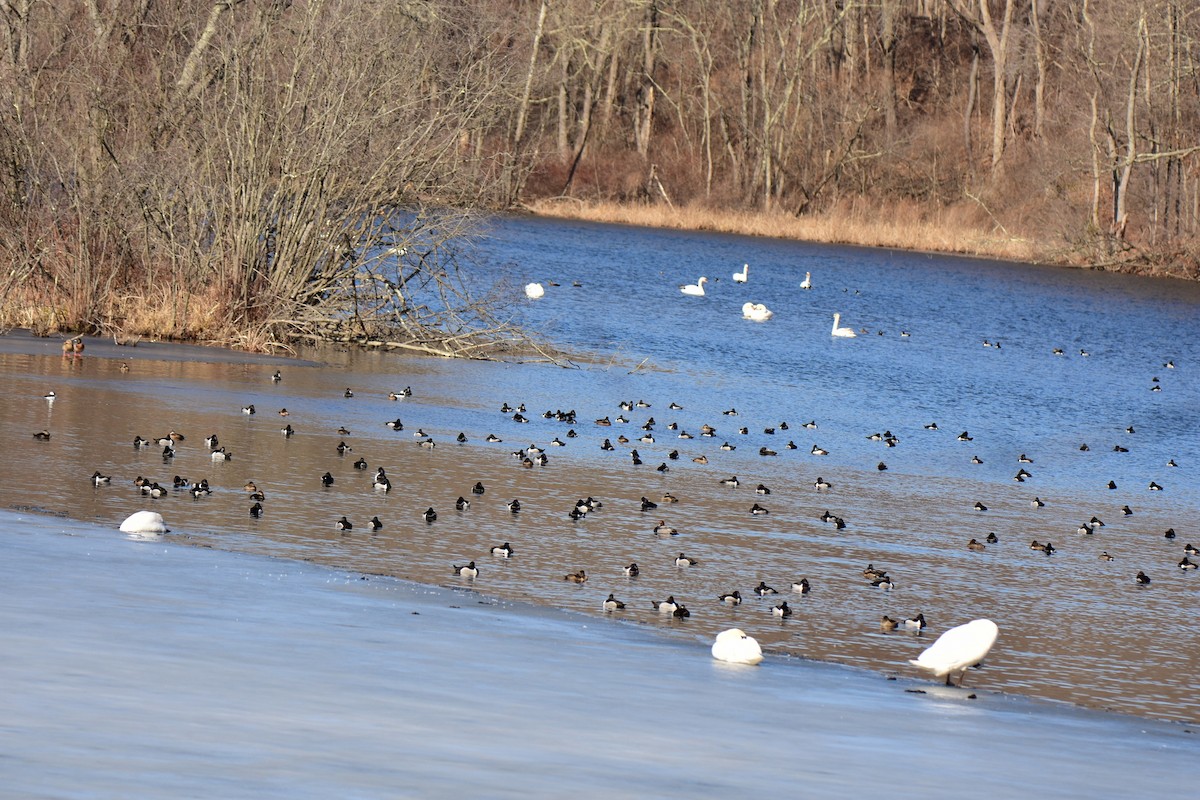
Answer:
[
  {"left": 512, "top": 0, "right": 548, "bottom": 145},
  {"left": 1089, "top": 93, "right": 1102, "bottom": 231},
  {"left": 557, "top": 56, "right": 570, "bottom": 160},
  {"left": 0, "top": 0, "right": 33, "bottom": 210},
  {"left": 964, "top": 48, "right": 979, "bottom": 169},
  {"left": 1030, "top": 0, "right": 1047, "bottom": 140},
  {"left": 979, "top": 0, "right": 1015, "bottom": 171},
  {"left": 759, "top": 6, "right": 771, "bottom": 210},
  {"left": 881, "top": 0, "right": 898, "bottom": 140},
  {"left": 600, "top": 42, "right": 620, "bottom": 139},
  {"left": 634, "top": 0, "right": 659, "bottom": 158},
  {"left": 1113, "top": 16, "right": 1147, "bottom": 240}
]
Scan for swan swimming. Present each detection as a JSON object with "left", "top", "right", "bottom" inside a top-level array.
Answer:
[
  {"left": 909, "top": 618, "right": 999, "bottom": 686},
  {"left": 742, "top": 302, "right": 773, "bottom": 322},
  {"left": 732, "top": 263, "right": 748, "bottom": 283},
  {"left": 800, "top": 271, "right": 812, "bottom": 290},
  {"left": 831, "top": 313, "right": 856, "bottom": 337},
  {"left": 524, "top": 282, "right": 545, "bottom": 299},
  {"left": 680, "top": 277, "right": 708, "bottom": 296},
  {"left": 711, "top": 628, "right": 764, "bottom": 665}
]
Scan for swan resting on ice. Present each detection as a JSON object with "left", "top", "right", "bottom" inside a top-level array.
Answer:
[
  {"left": 712, "top": 628, "right": 764, "bottom": 665},
  {"left": 831, "top": 312, "right": 856, "bottom": 337},
  {"left": 742, "top": 302, "right": 773, "bottom": 322},
  {"left": 680, "top": 277, "right": 708, "bottom": 296},
  {"left": 909, "top": 618, "right": 999, "bottom": 686},
  {"left": 119, "top": 510, "right": 169, "bottom": 535}
]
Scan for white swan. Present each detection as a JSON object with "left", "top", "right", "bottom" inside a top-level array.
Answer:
[
  {"left": 119, "top": 510, "right": 169, "bottom": 535},
  {"left": 742, "top": 302, "right": 773, "bottom": 322},
  {"left": 831, "top": 312, "right": 856, "bottom": 337},
  {"left": 909, "top": 619, "right": 999, "bottom": 686},
  {"left": 732, "top": 263, "right": 748, "bottom": 283},
  {"left": 524, "top": 282, "right": 545, "bottom": 299},
  {"left": 711, "top": 628, "right": 763, "bottom": 665},
  {"left": 680, "top": 276, "right": 708, "bottom": 296},
  {"left": 800, "top": 271, "right": 812, "bottom": 290}
]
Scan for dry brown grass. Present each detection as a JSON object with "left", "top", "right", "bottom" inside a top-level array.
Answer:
[
  {"left": 0, "top": 282, "right": 249, "bottom": 346},
  {"left": 527, "top": 198, "right": 1043, "bottom": 265}
]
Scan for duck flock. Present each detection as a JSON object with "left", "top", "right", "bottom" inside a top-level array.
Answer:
[
  {"left": 10, "top": 290, "right": 1196, "bottom": 714},
  {"left": 104, "top": 382, "right": 996, "bottom": 640}
]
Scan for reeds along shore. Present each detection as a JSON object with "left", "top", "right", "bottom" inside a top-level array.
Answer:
[{"left": 528, "top": 198, "right": 1041, "bottom": 266}]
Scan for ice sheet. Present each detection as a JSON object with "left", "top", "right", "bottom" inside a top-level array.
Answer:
[{"left": 0, "top": 509, "right": 1192, "bottom": 798}]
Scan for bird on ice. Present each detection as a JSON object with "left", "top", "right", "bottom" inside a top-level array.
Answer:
[{"left": 909, "top": 619, "right": 999, "bottom": 687}]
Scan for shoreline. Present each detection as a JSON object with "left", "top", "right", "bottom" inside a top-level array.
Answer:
[
  {"left": 20, "top": 502, "right": 1193, "bottom": 731},
  {"left": 3, "top": 205, "right": 1187, "bottom": 354},
  {"left": 524, "top": 198, "right": 1190, "bottom": 279},
  {"left": 46, "top": 503, "right": 1196, "bottom": 732},
  {"left": 0, "top": 327, "right": 313, "bottom": 365},
  {"left": 1, "top": 509, "right": 1194, "bottom": 798}
]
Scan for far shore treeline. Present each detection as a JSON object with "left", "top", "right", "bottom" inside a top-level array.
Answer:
[{"left": 1, "top": 1, "right": 1197, "bottom": 351}]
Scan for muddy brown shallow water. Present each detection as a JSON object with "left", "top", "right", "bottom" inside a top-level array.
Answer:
[{"left": 1, "top": 331, "right": 1196, "bottom": 724}]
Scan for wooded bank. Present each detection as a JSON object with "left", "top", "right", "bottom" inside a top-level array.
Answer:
[
  {"left": 1, "top": 1, "right": 1197, "bottom": 348},
  {"left": 512, "top": 0, "right": 1200, "bottom": 277}
]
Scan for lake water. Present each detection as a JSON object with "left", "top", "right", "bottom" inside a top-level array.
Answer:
[{"left": 2, "top": 214, "right": 1198, "bottom": 723}]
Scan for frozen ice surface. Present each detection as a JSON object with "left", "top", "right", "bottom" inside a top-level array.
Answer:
[{"left": 0, "top": 509, "right": 1192, "bottom": 799}]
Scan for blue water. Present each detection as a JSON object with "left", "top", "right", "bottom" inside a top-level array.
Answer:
[{"left": 486, "top": 215, "right": 1200, "bottom": 493}]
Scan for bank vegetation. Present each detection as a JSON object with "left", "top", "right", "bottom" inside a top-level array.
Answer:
[
  {"left": 0, "top": 0, "right": 530, "bottom": 353},
  {"left": 514, "top": 0, "right": 1200, "bottom": 278},
  {"left": 1, "top": 1, "right": 1198, "bottom": 350}
]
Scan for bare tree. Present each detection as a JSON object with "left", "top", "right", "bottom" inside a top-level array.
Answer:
[
  {"left": 0, "top": 0, "right": 537, "bottom": 352},
  {"left": 950, "top": 0, "right": 1016, "bottom": 172}
]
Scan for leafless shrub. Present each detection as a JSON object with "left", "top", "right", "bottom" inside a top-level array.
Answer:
[{"left": 0, "top": 0, "right": 539, "bottom": 354}]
